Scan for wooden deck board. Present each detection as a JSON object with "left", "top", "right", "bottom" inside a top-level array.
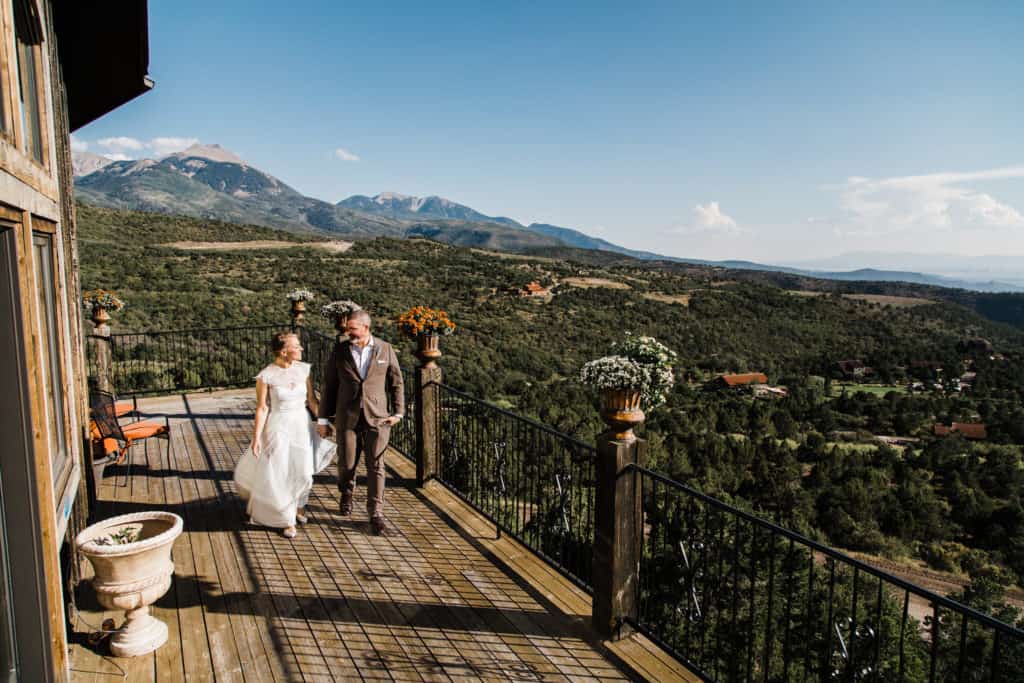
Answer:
[{"left": 68, "top": 389, "right": 689, "bottom": 681}]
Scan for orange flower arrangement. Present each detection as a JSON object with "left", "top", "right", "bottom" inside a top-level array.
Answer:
[{"left": 397, "top": 306, "right": 456, "bottom": 338}]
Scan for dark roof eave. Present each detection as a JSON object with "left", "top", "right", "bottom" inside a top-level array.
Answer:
[{"left": 53, "top": 0, "right": 153, "bottom": 131}]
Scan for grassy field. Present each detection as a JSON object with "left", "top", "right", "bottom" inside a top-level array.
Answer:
[{"left": 830, "top": 381, "right": 907, "bottom": 398}]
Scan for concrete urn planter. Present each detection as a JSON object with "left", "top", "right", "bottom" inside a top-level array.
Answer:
[{"left": 76, "top": 511, "right": 183, "bottom": 657}]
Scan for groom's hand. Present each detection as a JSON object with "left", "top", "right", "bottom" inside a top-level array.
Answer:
[{"left": 317, "top": 424, "right": 331, "bottom": 438}]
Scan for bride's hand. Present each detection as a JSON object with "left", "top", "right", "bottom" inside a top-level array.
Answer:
[{"left": 252, "top": 440, "right": 261, "bottom": 458}]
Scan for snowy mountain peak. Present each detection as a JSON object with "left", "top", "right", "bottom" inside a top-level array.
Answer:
[
  {"left": 71, "top": 151, "right": 117, "bottom": 177},
  {"left": 169, "top": 143, "right": 246, "bottom": 165}
]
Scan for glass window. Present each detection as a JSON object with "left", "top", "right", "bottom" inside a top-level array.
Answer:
[
  {"left": 13, "top": 0, "right": 43, "bottom": 164},
  {"left": 0, "top": 226, "right": 22, "bottom": 681},
  {"left": 31, "top": 232, "right": 68, "bottom": 488}
]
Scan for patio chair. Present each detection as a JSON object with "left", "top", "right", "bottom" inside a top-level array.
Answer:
[{"left": 89, "top": 390, "right": 171, "bottom": 487}]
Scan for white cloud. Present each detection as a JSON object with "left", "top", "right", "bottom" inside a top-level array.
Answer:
[
  {"left": 694, "top": 201, "right": 737, "bottom": 229},
  {"left": 70, "top": 134, "right": 88, "bottom": 153},
  {"left": 90, "top": 135, "right": 201, "bottom": 160},
  {"left": 670, "top": 201, "right": 741, "bottom": 236},
  {"left": 835, "top": 166, "right": 1024, "bottom": 236},
  {"left": 335, "top": 147, "right": 360, "bottom": 162},
  {"left": 97, "top": 136, "right": 145, "bottom": 153},
  {"left": 149, "top": 136, "right": 199, "bottom": 157}
]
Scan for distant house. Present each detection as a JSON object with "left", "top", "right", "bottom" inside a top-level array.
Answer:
[
  {"left": 835, "top": 359, "right": 874, "bottom": 379},
  {"left": 753, "top": 385, "right": 788, "bottom": 400},
  {"left": 518, "top": 281, "right": 550, "bottom": 297},
  {"left": 707, "top": 373, "right": 769, "bottom": 392},
  {"left": 933, "top": 422, "right": 987, "bottom": 440}
]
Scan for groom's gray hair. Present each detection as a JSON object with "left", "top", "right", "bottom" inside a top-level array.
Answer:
[{"left": 350, "top": 309, "right": 371, "bottom": 327}]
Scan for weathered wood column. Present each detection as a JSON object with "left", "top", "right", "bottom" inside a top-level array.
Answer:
[
  {"left": 415, "top": 334, "right": 442, "bottom": 486},
  {"left": 592, "top": 390, "right": 645, "bottom": 639},
  {"left": 87, "top": 307, "right": 114, "bottom": 393}
]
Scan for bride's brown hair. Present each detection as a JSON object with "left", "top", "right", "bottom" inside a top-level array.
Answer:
[{"left": 270, "top": 331, "right": 297, "bottom": 356}]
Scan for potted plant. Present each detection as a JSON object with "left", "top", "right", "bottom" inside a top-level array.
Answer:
[
  {"left": 580, "top": 334, "right": 676, "bottom": 440},
  {"left": 397, "top": 306, "right": 456, "bottom": 367},
  {"left": 82, "top": 289, "right": 125, "bottom": 328},
  {"left": 286, "top": 289, "right": 315, "bottom": 325},
  {"left": 320, "top": 299, "right": 362, "bottom": 335},
  {"left": 76, "top": 511, "right": 183, "bottom": 657}
]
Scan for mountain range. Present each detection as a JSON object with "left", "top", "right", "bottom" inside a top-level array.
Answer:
[{"left": 72, "top": 144, "right": 1024, "bottom": 293}]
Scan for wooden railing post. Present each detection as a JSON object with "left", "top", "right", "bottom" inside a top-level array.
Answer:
[
  {"left": 415, "top": 335, "right": 443, "bottom": 486},
  {"left": 592, "top": 392, "right": 645, "bottom": 640},
  {"left": 87, "top": 307, "right": 114, "bottom": 393}
]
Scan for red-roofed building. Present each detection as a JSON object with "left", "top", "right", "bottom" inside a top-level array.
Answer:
[
  {"left": 519, "top": 281, "right": 550, "bottom": 297},
  {"left": 723, "top": 373, "right": 768, "bottom": 386},
  {"left": 707, "top": 373, "right": 769, "bottom": 392},
  {"left": 933, "top": 422, "right": 987, "bottom": 440}
]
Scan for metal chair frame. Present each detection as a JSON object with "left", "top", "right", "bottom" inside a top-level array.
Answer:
[{"left": 89, "top": 389, "right": 171, "bottom": 487}]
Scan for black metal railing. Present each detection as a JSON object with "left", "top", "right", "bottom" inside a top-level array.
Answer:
[
  {"left": 632, "top": 465, "right": 1024, "bottom": 682},
  {"left": 434, "top": 382, "right": 596, "bottom": 591},
  {"left": 88, "top": 324, "right": 284, "bottom": 395},
  {"left": 389, "top": 367, "right": 416, "bottom": 459},
  {"left": 300, "top": 327, "right": 336, "bottom": 394}
]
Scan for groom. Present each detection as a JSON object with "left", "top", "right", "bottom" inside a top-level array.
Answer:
[{"left": 317, "top": 309, "right": 404, "bottom": 535}]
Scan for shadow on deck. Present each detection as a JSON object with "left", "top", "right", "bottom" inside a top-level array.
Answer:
[{"left": 69, "top": 389, "right": 689, "bottom": 682}]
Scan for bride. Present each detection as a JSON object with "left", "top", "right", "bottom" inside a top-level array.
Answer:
[{"left": 234, "top": 332, "right": 336, "bottom": 538}]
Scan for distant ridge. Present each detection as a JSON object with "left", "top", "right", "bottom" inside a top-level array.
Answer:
[{"left": 72, "top": 144, "right": 1023, "bottom": 293}]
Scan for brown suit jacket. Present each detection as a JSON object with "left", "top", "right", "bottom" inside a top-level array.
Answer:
[{"left": 319, "top": 337, "right": 404, "bottom": 431}]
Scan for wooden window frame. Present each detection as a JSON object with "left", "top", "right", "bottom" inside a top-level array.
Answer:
[
  {"left": 10, "top": 0, "right": 47, "bottom": 169},
  {"left": 0, "top": 0, "right": 15, "bottom": 142},
  {"left": 29, "top": 217, "right": 75, "bottom": 506},
  {"left": 0, "top": 209, "right": 59, "bottom": 681}
]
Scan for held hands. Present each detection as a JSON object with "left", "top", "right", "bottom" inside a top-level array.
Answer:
[
  {"left": 316, "top": 424, "right": 332, "bottom": 438},
  {"left": 383, "top": 415, "right": 401, "bottom": 427}
]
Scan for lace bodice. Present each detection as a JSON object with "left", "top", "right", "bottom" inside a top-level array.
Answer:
[{"left": 256, "top": 361, "right": 309, "bottom": 413}]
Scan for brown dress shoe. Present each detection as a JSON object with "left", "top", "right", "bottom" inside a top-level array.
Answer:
[
  {"left": 340, "top": 494, "right": 353, "bottom": 516},
  {"left": 370, "top": 516, "right": 389, "bottom": 536}
]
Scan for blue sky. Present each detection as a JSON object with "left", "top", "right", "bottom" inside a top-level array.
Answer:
[{"left": 72, "top": 1, "right": 1024, "bottom": 265}]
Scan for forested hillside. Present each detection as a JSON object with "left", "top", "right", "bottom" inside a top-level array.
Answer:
[{"left": 79, "top": 204, "right": 1024, "bottom": 608}]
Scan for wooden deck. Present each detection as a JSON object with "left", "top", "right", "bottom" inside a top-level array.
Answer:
[{"left": 68, "top": 389, "right": 691, "bottom": 682}]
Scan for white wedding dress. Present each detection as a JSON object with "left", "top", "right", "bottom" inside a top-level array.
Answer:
[{"left": 233, "top": 361, "right": 336, "bottom": 528}]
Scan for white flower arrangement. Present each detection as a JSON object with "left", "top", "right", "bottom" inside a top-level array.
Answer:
[
  {"left": 82, "top": 289, "right": 125, "bottom": 312},
  {"left": 286, "top": 288, "right": 316, "bottom": 302},
  {"left": 614, "top": 334, "right": 678, "bottom": 367},
  {"left": 320, "top": 299, "right": 362, "bottom": 319},
  {"left": 580, "top": 355, "right": 649, "bottom": 392},
  {"left": 581, "top": 334, "right": 676, "bottom": 410}
]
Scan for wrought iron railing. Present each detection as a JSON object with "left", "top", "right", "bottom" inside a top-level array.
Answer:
[
  {"left": 87, "top": 324, "right": 284, "bottom": 395},
  {"left": 300, "top": 327, "right": 336, "bottom": 395},
  {"left": 434, "top": 382, "right": 596, "bottom": 591},
  {"left": 389, "top": 367, "right": 416, "bottom": 460},
  {"left": 631, "top": 465, "right": 1024, "bottom": 682}
]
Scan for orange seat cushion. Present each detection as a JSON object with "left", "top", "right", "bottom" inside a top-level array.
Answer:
[
  {"left": 121, "top": 420, "right": 169, "bottom": 441},
  {"left": 114, "top": 401, "right": 135, "bottom": 417}
]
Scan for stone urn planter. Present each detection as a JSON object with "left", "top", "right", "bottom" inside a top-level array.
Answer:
[
  {"left": 76, "top": 511, "right": 183, "bottom": 657},
  {"left": 600, "top": 388, "right": 645, "bottom": 441},
  {"left": 290, "top": 300, "right": 307, "bottom": 326},
  {"left": 416, "top": 333, "right": 442, "bottom": 368},
  {"left": 90, "top": 306, "right": 111, "bottom": 327}
]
